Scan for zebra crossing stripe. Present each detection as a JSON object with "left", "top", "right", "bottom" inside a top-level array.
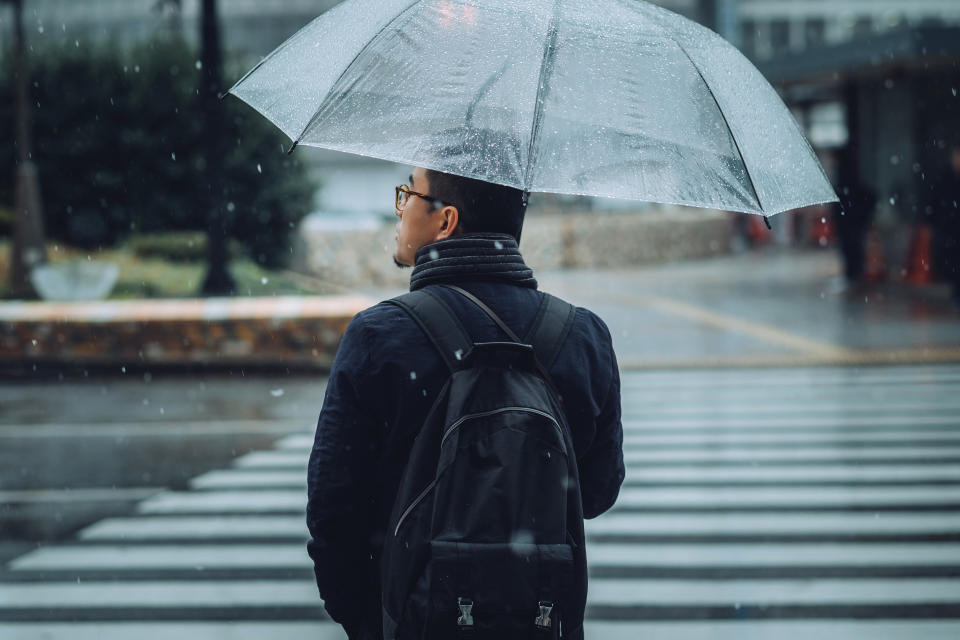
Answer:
[
  {"left": 584, "top": 512, "right": 960, "bottom": 536},
  {"left": 137, "top": 491, "right": 304, "bottom": 514},
  {"left": 191, "top": 470, "right": 306, "bottom": 490},
  {"left": 621, "top": 415, "right": 960, "bottom": 429},
  {"left": 614, "top": 485, "right": 960, "bottom": 507},
  {"left": 1, "top": 578, "right": 958, "bottom": 609},
  {"left": 79, "top": 516, "right": 308, "bottom": 541},
  {"left": 619, "top": 369, "right": 960, "bottom": 388},
  {"left": 76, "top": 511, "right": 960, "bottom": 542},
  {"left": 11, "top": 541, "right": 959, "bottom": 573},
  {"left": 0, "top": 623, "right": 349, "bottom": 640},
  {"left": 1, "top": 621, "right": 959, "bottom": 640}
]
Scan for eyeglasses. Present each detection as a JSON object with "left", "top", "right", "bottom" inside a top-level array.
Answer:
[{"left": 395, "top": 184, "right": 454, "bottom": 211}]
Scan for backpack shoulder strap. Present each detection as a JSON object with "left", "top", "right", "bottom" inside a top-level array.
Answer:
[
  {"left": 386, "top": 289, "right": 473, "bottom": 373},
  {"left": 523, "top": 292, "right": 577, "bottom": 370}
]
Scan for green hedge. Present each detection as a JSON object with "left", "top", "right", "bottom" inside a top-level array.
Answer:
[{"left": 0, "top": 37, "right": 315, "bottom": 267}]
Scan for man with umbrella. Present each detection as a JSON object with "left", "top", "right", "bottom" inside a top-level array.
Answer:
[
  {"left": 306, "top": 153, "right": 625, "bottom": 638},
  {"left": 227, "top": 1, "right": 839, "bottom": 636}
]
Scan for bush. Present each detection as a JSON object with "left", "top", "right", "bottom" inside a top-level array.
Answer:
[{"left": 0, "top": 37, "right": 315, "bottom": 267}]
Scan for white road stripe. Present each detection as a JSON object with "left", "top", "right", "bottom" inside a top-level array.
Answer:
[
  {"left": 8, "top": 545, "right": 308, "bottom": 571},
  {"left": 623, "top": 446, "right": 960, "bottom": 463},
  {"left": 584, "top": 512, "right": 960, "bottom": 536},
  {"left": 12, "top": 541, "right": 960, "bottom": 573},
  {"left": 0, "top": 624, "right": 347, "bottom": 640},
  {"left": 586, "top": 578, "right": 960, "bottom": 605},
  {"left": 79, "top": 516, "right": 308, "bottom": 541},
  {"left": 191, "top": 470, "right": 306, "bottom": 490},
  {"left": 0, "top": 580, "right": 319, "bottom": 607},
  {"left": 1, "top": 622, "right": 958, "bottom": 640},
  {"left": 0, "top": 488, "right": 162, "bottom": 504},
  {"left": 233, "top": 451, "right": 309, "bottom": 469},
  {"left": 77, "top": 510, "right": 960, "bottom": 542},
  {"left": 275, "top": 434, "right": 314, "bottom": 450},
  {"left": 1, "top": 578, "right": 958, "bottom": 608},
  {"left": 614, "top": 485, "right": 960, "bottom": 508},
  {"left": 274, "top": 430, "right": 960, "bottom": 451},
  {"left": 620, "top": 370, "right": 960, "bottom": 389},
  {"left": 623, "top": 464, "right": 960, "bottom": 482},
  {"left": 586, "top": 543, "right": 960, "bottom": 567},
  {"left": 622, "top": 415, "right": 960, "bottom": 430},
  {"left": 137, "top": 491, "right": 304, "bottom": 514},
  {"left": 623, "top": 400, "right": 960, "bottom": 415},
  {"left": 621, "top": 430, "right": 960, "bottom": 445}
]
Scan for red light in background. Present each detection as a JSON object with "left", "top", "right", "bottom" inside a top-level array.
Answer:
[{"left": 437, "top": 1, "right": 478, "bottom": 28}]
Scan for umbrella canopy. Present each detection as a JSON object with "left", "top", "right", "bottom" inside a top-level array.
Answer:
[{"left": 227, "top": 0, "right": 837, "bottom": 216}]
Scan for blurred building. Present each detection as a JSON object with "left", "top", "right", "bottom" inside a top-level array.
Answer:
[
  {"left": 0, "top": 0, "right": 725, "bottom": 219},
  {"left": 6, "top": 0, "right": 958, "bottom": 239},
  {"left": 741, "top": 0, "right": 960, "bottom": 269}
]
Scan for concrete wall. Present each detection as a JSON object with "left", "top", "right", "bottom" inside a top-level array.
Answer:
[{"left": 294, "top": 206, "right": 735, "bottom": 290}]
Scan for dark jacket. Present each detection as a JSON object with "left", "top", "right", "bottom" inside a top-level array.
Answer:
[{"left": 306, "top": 235, "right": 624, "bottom": 637}]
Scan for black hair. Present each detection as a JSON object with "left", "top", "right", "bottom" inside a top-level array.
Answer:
[
  {"left": 423, "top": 169, "right": 527, "bottom": 243},
  {"left": 421, "top": 126, "right": 529, "bottom": 242}
]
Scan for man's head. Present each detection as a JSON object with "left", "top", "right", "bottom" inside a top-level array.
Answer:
[{"left": 393, "top": 167, "right": 527, "bottom": 267}]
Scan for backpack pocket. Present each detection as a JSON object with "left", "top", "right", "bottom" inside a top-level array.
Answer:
[{"left": 413, "top": 540, "right": 573, "bottom": 639}]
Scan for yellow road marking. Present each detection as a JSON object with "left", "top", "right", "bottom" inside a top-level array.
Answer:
[{"left": 635, "top": 293, "right": 859, "bottom": 359}]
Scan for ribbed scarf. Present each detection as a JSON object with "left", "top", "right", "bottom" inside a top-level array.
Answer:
[{"left": 409, "top": 232, "right": 538, "bottom": 292}]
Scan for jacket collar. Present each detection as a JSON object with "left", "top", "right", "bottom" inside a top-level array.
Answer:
[{"left": 409, "top": 232, "right": 538, "bottom": 291}]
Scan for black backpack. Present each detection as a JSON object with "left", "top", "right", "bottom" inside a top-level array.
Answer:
[{"left": 381, "top": 284, "right": 587, "bottom": 640}]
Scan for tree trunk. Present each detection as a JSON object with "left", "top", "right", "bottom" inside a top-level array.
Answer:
[
  {"left": 9, "top": 0, "right": 47, "bottom": 299},
  {"left": 199, "top": 0, "right": 234, "bottom": 295}
]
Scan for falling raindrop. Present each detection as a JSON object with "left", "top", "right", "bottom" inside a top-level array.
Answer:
[
  {"left": 429, "top": 249, "right": 439, "bottom": 260},
  {"left": 171, "top": 152, "right": 177, "bottom": 161},
  {"left": 409, "top": 371, "right": 417, "bottom": 380},
  {"left": 270, "top": 388, "right": 285, "bottom": 397},
  {"left": 261, "top": 277, "right": 269, "bottom": 285},
  {"left": 494, "top": 241, "right": 504, "bottom": 249},
  {"left": 195, "top": 60, "right": 203, "bottom": 70},
  {"left": 454, "top": 349, "right": 463, "bottom": 360},
  {"left": 257, "top": 163, "right": 262, "bottom": 173}
]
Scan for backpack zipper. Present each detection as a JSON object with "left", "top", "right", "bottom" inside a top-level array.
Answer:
[{"left": 394, "top": 407, "right": 565, "bottom": 536}]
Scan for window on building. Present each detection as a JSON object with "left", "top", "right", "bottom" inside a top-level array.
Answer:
[
  {"left": 804, "top": 18, "right": 826, "bottom": 47},
  {"left": 770, "top": 19, "right": 790, "bottom": 53}
]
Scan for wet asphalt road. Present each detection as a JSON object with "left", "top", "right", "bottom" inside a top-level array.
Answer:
[{"left": 1, "top": 247, "right": 959, "bottom": 637}]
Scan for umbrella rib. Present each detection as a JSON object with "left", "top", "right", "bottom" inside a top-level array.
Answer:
[
  {"left": 285, "top": 0, "right": 423, "bottom": 155},
  {"left": 672, "top": 41, "right": 765, "bottom": 215},
  {"left": 522, "top": 0, "right": 563, "bottom": 191}
]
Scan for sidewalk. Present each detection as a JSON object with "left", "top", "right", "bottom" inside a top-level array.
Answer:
[{"left": 1, "top": 248, "right": 957, "bottom": 373}]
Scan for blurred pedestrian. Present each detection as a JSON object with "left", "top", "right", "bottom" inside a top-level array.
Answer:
[
  {"left": 832, "top": 159, "right": 877, "bottom": 289},
  {"left": 929, "top": 145, "right": 960, "bottom": 306},
  {"left": 306, "top": 167, "right": 624, "bottom": 639}
]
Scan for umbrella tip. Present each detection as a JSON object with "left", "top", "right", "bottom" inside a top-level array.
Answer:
[
  {"left": 217, "top": 90, "right": 228, "bottom": 101},
  {"left": 763, "top": 216, "right": 771, "bottom": 230},
  {"left": 286, "top": 140, "right": 299, "bottom": 156}
]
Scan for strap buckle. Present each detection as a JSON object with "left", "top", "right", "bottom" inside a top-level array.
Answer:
[
  {"left": 457, "top": 597, "right": 474, "bottom": 628},
  {"left": 535, "top": 600, "right": 554, "bottom": 629}
]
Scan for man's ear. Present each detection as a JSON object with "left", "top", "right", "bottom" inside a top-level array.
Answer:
[{"left": 436, "top": 205, "right": 460, "bottom": 239}]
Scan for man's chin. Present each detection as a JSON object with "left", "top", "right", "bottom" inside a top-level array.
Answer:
[{"left": 393, "top": 255, "right": 411, "bottom": 269}]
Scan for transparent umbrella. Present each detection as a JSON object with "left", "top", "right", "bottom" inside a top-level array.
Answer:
[{"left": 227, "top": 0, "right": 837, "bottom": 216}]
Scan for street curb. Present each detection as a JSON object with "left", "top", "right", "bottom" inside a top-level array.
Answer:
[{"left": 0, "top": 295, "right": 375, "bottom": 373}]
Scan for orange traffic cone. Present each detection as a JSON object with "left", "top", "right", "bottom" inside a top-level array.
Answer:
[
  {"left": 905, "top": 224, "right": 934, "bottom": 285},
  {"left": 863, "top": 227, "right": 887, "bottom": 283}
]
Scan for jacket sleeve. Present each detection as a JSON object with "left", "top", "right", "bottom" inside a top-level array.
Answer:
[
  {"left": 578, "top": 335, "right": 625, "bottom": 519},
  {"left": 306, "top": 314, "right": 379, "bottom": 629}
]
